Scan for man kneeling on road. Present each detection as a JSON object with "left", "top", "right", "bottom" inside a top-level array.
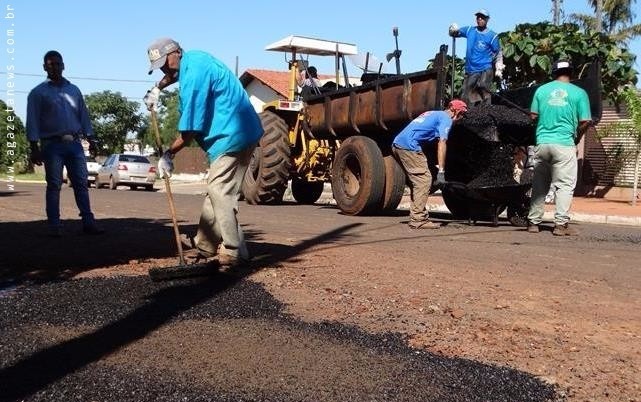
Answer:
[{"left": 392, "top": 99, "right": 467, "bottom": 229}]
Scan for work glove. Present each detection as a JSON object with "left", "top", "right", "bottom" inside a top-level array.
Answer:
[
  {"left": 495, "top": 60, "right": 505, "bottom": 78},
  {"left": 87, "top": 137, "right": 99, "bottom": 157},
  {"left": 436, "top": 170, "right": 446, "bottom": 185},
  {"left": 143, "top": 86, "right": 161, "bottom": 111},
  {"left": 29, "top": 143, "right": 43, "bottom": 166},
  {"left": 525, "top": 146, "right": 536, "bottom": 169},
  {"left": 448, "top": 23, "right": 459, "bottom": 37},
  {"left": 157, "top": 150, "right": 174, "bottom": 178}
]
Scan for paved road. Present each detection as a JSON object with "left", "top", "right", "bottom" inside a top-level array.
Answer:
[{"left": 1, "top": 183, "right": 640, "bottom": 401}]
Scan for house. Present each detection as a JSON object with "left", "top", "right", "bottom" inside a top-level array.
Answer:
[
  {"left": 239, "top": 69, "right": 290, "bottom": 112},
  {"left": 239, "top": 69, "right": 361, "bottom": 113},
  {"left": 123, "top": 141, "right": 155, "bottom": 156}
]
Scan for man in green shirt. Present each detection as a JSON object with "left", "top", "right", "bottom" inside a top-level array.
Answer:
[{"left": 527, "top": 60, "right": 592, "bottom": 236}]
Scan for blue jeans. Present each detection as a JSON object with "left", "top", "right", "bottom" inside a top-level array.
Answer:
[{"left": 42, "top": 138, "right": 95, "bottom": 228}]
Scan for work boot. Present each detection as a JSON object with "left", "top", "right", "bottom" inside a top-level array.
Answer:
[
  {"left": 217, "top": 254, "right": 249, "bottom": 268},
  {"left": 83, "top": 224, "right": 105, "bottom": 235},
  {"left": 184, "top": 247, "right": 214, "bottom": 263},
  {"left": 408, "top": 220, "right": 440, "bottom": 229},
  {"left": 553, "top": 223, "right": 578, "bottom": 236},
  {"left": 215, "top": 254, "right": 252, "bottom": 275},
  {"left": 48, "top": 226, "right": 63, "bottom": 238},
  {"left": 180, "top": 235, "right": 214, "bottom": 262},
  {"left": 526, "top": 224, "right": 540, "bottom": 233}
]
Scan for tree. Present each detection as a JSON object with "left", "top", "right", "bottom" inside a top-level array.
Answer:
[
  {"left": 499, "top": 22, "right": 637, "bottom": 104},
  {"left": 158, "top": 89, "right": 180, "bottom": 145},
  {"left": 428, "top": 22, "right": 637, "bottom": 105},
  {"left": 84, "top": 91, "right": 143, "bottom": 155},
  {"left": 138, "top": 89, "right": 177, "bottom": 152},
  {"left": 615, "top": 88, "right": 641, "bottom": 206},
  {"left": 138, "top": 88, "right": 198, "bottom": 152},
  {"left": 427, "top": 54, "right": 465, "bottom": 102},
  {"left": 570, "top": 0, "right": 641, "bottom": 43},
  {"left": 0, "top": 99, "right": 29, "bottom": 173}
]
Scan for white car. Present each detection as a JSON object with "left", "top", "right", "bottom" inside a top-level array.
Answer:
[
  {"left": 86, "top": 157, "right": 101, "bottom": 186},
  {"left": 63, "top": 156, "right": 102, "bottom": 188}
]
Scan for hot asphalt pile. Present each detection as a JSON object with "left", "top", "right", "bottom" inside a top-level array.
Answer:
[
  {"left": 0, "top": 276, "right": 561, "bottom": 402},
  {"left": 459, "top": 104, "right": 535, "bottom": 146},
  {"left": 448, "top": 104, "right": 534, "bottom": 188},
  {"left": 438, "top": 105, "right": 534, "bottom": 222},
  {"left": 465, "top": 143, "right": 517, "bottom": 188}
]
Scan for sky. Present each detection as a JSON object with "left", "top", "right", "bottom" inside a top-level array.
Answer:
[{"left": 2, "top": 0, "right": 640, "bottom": 122}]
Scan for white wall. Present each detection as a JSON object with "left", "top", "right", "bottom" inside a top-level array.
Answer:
[{"left": 246, "top": 80, "right": 281, "bottom": 113}]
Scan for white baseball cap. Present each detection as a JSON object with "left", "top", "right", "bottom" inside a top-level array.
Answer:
[{"left": 147, "top": 38, "right": 180, "bottom": 75}]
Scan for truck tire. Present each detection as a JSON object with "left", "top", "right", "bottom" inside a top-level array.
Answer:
[
  {"left": 242, "top": 111, "right": 291, "bottom": 205},
  {"left": 331, "top": 136, "right": 385, "bottom": 215},
  {"left": 381, "top": 155, "right": 406, "bottom": 212},
  {"left": 291, "top": 178, "right": 325, "bottom": 204}
]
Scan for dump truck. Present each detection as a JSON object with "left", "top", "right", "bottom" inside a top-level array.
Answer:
[
  {"left": 242, "top": 35, "right": 448, "bottom": 216},
  {"left": 241, "top": 34, "right": 602, "bottom": 225}
]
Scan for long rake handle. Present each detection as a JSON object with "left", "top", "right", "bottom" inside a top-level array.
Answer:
[
  {"left": 451, "top": 36, "right": 456, "bottom": 99},
  {"left": 150, "top": 109, "right": 185, "bottom": 266}
]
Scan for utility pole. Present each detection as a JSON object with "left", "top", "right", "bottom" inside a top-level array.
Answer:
[{"left": 552, "top": 0, "right": 563, "bottom": 25}]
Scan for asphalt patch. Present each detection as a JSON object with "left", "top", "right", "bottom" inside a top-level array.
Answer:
[{"left": 0, "top": 276, "right": 561, "bottom": 402}]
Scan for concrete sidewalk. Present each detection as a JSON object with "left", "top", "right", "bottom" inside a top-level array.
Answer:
[
  {"left": 164, "top": 176, "right": 641, "bottom": 227},
  {"left": 417, "top": 194, "right": 641, "bottom": 227}
]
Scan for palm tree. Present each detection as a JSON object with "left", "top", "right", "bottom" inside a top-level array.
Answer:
[{"left": 570, "top": 0, "right": 641, "bottom": 43}]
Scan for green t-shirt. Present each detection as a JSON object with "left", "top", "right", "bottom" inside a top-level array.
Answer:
[{"left": 530, "top": 80, "right": 591, "bottom": 146}]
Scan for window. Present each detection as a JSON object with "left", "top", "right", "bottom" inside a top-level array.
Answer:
[{"left": 119, "top": 155, "right": 150, "bottom": 163}]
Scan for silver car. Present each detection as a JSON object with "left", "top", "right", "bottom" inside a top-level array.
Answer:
[{"left": 95, "top": 154, "right": 156, "bottom": 191}]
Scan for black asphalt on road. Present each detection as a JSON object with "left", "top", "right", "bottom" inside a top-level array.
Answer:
[{"left": 0, "top": 276, "right": 557, "bottom": 402}]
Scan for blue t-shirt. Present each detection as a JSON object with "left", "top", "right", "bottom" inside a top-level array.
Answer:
[
  {"left": 458, "top": 26, "right": 500, "bottom": 74},
  {"left": 178, "top": 50, "right": 263, "bottom": 162},
  {"left": 393, "top": 111, "right": 452, "bottom": 152}
]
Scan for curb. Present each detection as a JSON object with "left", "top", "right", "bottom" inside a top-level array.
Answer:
[
  {"left": 568, "top": 212, "right": 641, "bottom": 227},
  {"left": 156, "top": 181, "right": 641, "bottom": 228},
  {"left": 283, "top": 188, "right": 641, "bottom": 227}
]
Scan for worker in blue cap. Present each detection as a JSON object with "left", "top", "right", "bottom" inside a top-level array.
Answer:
[{"left": 448, "top": 9, "right": 503, "bottom": 106}]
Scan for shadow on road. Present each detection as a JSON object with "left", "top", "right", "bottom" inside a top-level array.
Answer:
[
  {"left": 0, "top": 218, "right": 195, "bottom": 285},
  {"left": 0, "top": 222, "right": 363, "bottom": 401},
  {"left": 0, "top": 190, "right": 29, "bottom": 197}
]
